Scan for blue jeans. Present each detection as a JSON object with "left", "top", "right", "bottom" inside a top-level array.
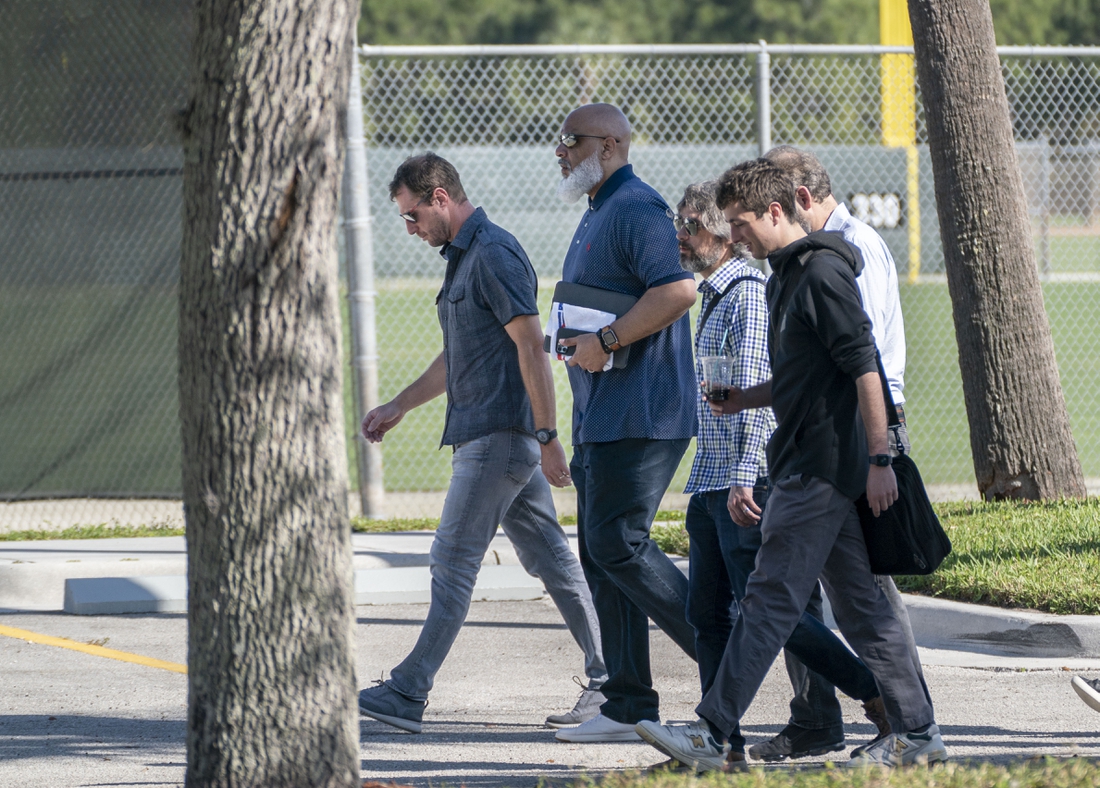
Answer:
[
  {"left": 572, "top": 438, "right": 696, "bottom": 725},
  {"left": 686, "top": 485, "right": 877, "bottom": 730},
  {"left": 387, "top": 429, "right": 606, "bottom": 701}
]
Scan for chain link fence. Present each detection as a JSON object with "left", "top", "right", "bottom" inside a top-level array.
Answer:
[
  {"left": 3, "top": 30, "right": 1100, "bottom": 528},
  {"left": 0, "top": 1, "right": 189, "bottom": 530},
  {"left": 356, "top": 44, "right": 1100, "bottom": 502}
]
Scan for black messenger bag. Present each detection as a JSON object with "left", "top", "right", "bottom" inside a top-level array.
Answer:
[{"left": 856, "top": 357, "right": 952, "bottom": 575}]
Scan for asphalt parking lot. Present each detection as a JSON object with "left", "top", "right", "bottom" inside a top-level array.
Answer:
[{"left": 3, "top": 597, "right": 1100, "bottom": 788}]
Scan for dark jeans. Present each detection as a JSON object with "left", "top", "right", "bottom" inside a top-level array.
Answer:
[
  {"left": 572, "top": 438, "right": 697, "bottom": 725},
  {"left": 686, "top": 485, "right": 877, "bottom": 731}
]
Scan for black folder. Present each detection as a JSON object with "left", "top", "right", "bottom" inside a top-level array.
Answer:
[{"left": 543, "top": 281, "right": 639, "bottom": 368}]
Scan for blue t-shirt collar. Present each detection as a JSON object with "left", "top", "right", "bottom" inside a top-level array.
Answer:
[{"left": 588, "top": 164, "right": 636, "bottom": 211}]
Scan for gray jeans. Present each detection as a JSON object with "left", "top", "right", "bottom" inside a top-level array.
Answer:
[
  {"left": 783, "top": 419, "right": 933, "bottom": 726},
  {"left": 387, "top": 428, "right": 606, "bottom": 701},
  {"left": 696, "top": 474, "right": 934, "bottom": 751}
]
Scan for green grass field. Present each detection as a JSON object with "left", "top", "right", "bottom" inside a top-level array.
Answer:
[
  {"left": 344, "top": 277, "right": 1100, "bottom": 492},
  {"left": 3, "top": 275, "right": 1096, "bottom": 499}
]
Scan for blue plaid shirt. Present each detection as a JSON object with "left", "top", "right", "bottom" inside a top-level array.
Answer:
[{"left": 684, "top": 258, "right": 776, "bottom": 493}]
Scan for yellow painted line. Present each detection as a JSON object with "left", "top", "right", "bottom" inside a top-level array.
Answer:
[{"left": 0, "top": 623, "right": 187, "bottom": 674}]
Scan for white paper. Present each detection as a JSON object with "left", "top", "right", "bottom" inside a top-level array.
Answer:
[{"left": 544, "top": 300, "right": 616, "bottom": 372}]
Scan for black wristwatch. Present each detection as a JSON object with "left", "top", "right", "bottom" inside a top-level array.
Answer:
[
  {"left": 597, "top": 325, "right": 621, "bottom": 354},
  {"left": 535, "top": 428, "right": 558, "bottom": 446},
  {"left": 869, "top": 454, "right": 893, "bottom": 467}
]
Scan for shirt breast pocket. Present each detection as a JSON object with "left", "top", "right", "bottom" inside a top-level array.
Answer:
[{"left": 444, "top": 283, "right": 468, "bottom": 328}]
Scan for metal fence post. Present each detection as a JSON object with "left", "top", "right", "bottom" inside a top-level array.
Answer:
[
  {"left": 342, "top": 45, "right": 385, "bottom": 518},
  {"left": 756, "top": 40, "right": 772, "bottom": 156}
]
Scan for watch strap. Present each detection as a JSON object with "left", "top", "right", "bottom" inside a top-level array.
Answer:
[{"left": 598, "top": 325, "right": 621, "bottom": 353}]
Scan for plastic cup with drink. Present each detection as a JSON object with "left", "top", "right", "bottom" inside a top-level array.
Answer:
[{"left": 700, "top": 355, "right": 734, "bottom": 403}]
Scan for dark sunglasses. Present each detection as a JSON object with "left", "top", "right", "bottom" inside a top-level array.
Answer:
[
  {"left": 399, "top": 196, "right": 431, "bottom": 223},
  {"left": 558, "top": 132, "right": 614, "bottom": 148},
  {"left": 673, "top": 215, "right": 700, "bottom": 236}
]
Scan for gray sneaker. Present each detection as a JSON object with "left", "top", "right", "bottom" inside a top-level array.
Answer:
[
  {"left": 358, "top": 681, "right": 425, "bottom": 733},
  {"left": 545, "top": 678, "right": 605, "bottom": 728},
  {"left": 1072, "top": 675, "right": 1100, "bottom": 714},
  {"left": 846, "top": 724, "right": 948, "bottom": 768}
]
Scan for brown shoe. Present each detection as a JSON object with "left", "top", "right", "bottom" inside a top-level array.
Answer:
[
  {"left": 723, "top": 750, "right": 749, "bottom": 772},
  {"left": 851, "top": 696, "right": 892, "bottom": 758}
]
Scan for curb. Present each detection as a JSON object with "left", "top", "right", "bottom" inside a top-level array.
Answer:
[
  {"left": 818, "top": 591, "right": 1100, "bottom": 660},
  {"left": 6, "top": 534, "right": 1100, "bottom": 661},
  {"left": 62, "top": 565, "right": 548, "bottom": 615}
]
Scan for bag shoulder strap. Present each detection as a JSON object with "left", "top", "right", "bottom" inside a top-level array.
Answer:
[
  {"left": 875, "top": 352, "right": 901, "bottom": 428},
  {"left": 699, "top": 274, "right": 764, "bottom": 334}
]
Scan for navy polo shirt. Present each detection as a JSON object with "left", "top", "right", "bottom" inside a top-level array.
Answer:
[
  {"left": 562, "top": 165, "right": 697, "bottom": 443},
  {"left": 437, "top": 207, "right": 538, "bottom": 446}
]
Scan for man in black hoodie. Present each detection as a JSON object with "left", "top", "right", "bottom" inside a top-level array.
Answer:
[{"left": 634, "top": 159, "right": 947, "bottom": 771}]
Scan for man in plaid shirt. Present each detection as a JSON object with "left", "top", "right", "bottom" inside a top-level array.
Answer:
[{"left": 678, "top": 181, "right": 779, "bottom": 711}]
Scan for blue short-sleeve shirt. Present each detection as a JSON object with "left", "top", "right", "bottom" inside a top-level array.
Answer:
[
  {"left": 562, "top": 165, "right": 697, "bottom": 443},
  {"left": 437, "top": 207, "right": 538, "bottom": 446}
]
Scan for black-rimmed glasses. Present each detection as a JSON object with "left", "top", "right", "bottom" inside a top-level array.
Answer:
[
  {"left": 558, "top": 132, "right": 613, "bottom": 148},
  {"left": 399, "top": 196, "right": 431, "bottom": 223},
  {"left": 673, "top": 215, "right": 700, "bottom": 236}
]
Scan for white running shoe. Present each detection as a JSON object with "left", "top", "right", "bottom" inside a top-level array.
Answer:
[
  {"left": 635, "top": 719, "right": 731, "bottom": 773},
  {"left": 1072, "top": 675, "right": 1100, "bottom": 714},
  {"left": 554, "top": 713, "right": 641, "bottom": 742},
  {"left": 846, "top": 724, "right": 949, "bottom": 768}
]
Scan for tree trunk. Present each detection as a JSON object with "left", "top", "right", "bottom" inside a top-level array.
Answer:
[
  {"left": 908, "top": 0, "right": 1086, "bottom": 500},
  {"left": 178, "top": 1, "right": 359, "bottom": 786}
]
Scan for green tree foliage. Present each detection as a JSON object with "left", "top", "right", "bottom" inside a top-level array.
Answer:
[{"left": 358, "top": 0, "right": 1098, "bottom": 47}]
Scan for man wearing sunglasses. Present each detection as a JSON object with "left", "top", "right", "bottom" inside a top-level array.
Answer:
[
  {"left": 356, "top": 152, "right": 607, "bottom": 734},
  {"left": 551, "top": 104, "right": 699, "bottom": 743}
]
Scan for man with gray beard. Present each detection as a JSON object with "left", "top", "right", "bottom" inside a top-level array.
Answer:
[{"left": 550, "top": 104, "right": 699, "bottom": 743}]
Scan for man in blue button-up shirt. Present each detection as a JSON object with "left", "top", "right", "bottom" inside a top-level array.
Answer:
[
  {"left": 550, "top": 104, "right": 699, "bottom": 744},
  {"left": 356, "top": 153, "right": 607, "bottom": 734}
]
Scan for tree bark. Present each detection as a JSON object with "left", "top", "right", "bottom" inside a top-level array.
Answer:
[
  {"left": 908, "top": 0, "right": 1086, "bottom": 500},
  {"left": 178, "top": 1, "right": 359, "bottom": 786}
]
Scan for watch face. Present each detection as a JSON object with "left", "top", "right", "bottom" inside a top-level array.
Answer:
[{"left": 536, "top": 429, "right": 551, "bottom": 444}]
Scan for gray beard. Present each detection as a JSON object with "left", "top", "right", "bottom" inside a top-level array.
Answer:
[
  {"left": 681, "top": 244, "right": 726, "bottom": 274},
  {"left": 556, "top": 153, "right": 604, "bottom": 204}
]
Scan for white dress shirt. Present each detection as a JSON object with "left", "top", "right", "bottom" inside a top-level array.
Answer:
[{"left": 824, "top": 202, "right": 907, "bottom": 406}]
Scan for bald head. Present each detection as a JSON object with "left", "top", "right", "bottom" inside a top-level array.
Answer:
[
  {"left": 565, "top": 103, "right": 632, "bottom": 150},
  {"left": 556, "top": 103, "right": 633, "bottom": 200}
]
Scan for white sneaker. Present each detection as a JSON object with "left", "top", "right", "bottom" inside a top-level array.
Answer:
[
  {"left": 1072, "top": 676, "right": 1100, "bottom": 714},
  {"left": 635, "top": 719, "right": 731, "bottom": 773},
  {"left": 554, "top": 713, "right": 641, "bottom": 742},
  {"left": 846, "top": 724, "right": 948, "bottom": 768}
]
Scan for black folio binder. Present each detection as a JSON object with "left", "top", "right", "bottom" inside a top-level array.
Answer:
[{"left": 543, "top": 281, "right": 639, "bottom": 369}]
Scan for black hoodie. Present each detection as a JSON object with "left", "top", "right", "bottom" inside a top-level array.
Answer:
[{"left": 764, "top": 230, "right": 880, "bottom": 501}]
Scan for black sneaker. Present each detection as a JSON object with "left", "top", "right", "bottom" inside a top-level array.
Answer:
[
  {"left": 358, "top": 681, "right": 425, "bottom": 733},
  {"left": 748, "top": 723, "right": 844, "bottom": 762}
]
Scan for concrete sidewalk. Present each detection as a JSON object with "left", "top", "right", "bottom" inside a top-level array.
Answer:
[{"left": 2, "top": 528, "right": 1100, "bottom": 662}]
